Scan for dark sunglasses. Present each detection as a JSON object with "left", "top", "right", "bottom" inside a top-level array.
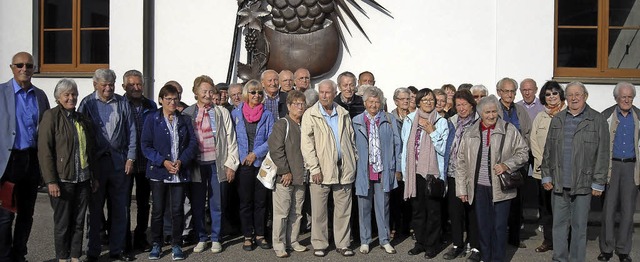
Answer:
[
  {"left": 249, "top": 90, "right": 264, "bottom": 96},
  {"left": 13, "top": 63, "right": 34, "bottom": 69},
  {"left": 545, "top": 91, "right": 559, "bottom": 97}
]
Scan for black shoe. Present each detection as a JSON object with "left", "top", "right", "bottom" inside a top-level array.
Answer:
[
  {"left": 408, "top": 246, "right": 424, "bottom": 255},
  {"left": 163, "top": 235, "right": 172, "bottom": 246},
  {"left": 109, "top": 253, "right": 135, "bottom": 261},
  {"left": 133, "top": 241, "right": 151, "bottom": 252},
  {"left": 425, "top": 249, "right": 438, "bottom": 259},
  {"left": 597, "top": 252, "right": 613, "bottom": 261},
  {"left": 443, "top": 246, "right": 465, "bottom": 260},
  {"left": 618, "top": 254, "right": 632, "bottom": 262},
  {"left": 83, "top": 256, "right": 99, "bottom": 262},
  {"left": 466, "top": 250, "right": 481, "bottom": 262},
  {"left": 256, "top": 237, "right": 272, "bottom": 249}
]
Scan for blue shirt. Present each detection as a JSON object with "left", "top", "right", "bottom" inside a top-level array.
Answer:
[
  {"left": 264, "top": 93, "right": 279, "bottom": 118},
  {"left": 562, "top": 109, "right": 584, "bottom": 188},
  {"left": 501, "top": 102, "right": 521, "bottom": 131},
  {"left": 12, "top": 79, "right": 38, "bottom": 149},
  {"left": 319, "top": 103, "right": 341, "bottom": 160},
  {"left": 612, "top": 107, "right": 636, "bottom": 159},
  {"left": 94, "top": 93, "right": 120, "bottom": 140}
]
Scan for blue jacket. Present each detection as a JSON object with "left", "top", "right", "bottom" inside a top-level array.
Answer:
[
  {"left": 231, "top": 102, "right": 274, "bottom": 167},
  {"left": 353, "top": 112, "right": 401, "bottom": 196},
  {"left": 141, "top": 110, "right": 198, "bottom": 181},
  {"left": 400, "top": 112, "right": 449, "bottom": 181},
  {"left": 78, "top": 92, "right": 137, "bottom": 172}
]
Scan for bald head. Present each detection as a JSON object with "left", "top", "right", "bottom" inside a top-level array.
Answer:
[
  {"left": 294, "top": 68, "right": 311, "bottom": 92},
  {"left": 279, "top": 70, "right": 294, "bottom": 92},
  {"left": 261, "top": 70, "right": 279, "bottom": 97}
]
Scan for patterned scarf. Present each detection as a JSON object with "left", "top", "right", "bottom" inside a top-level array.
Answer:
[
  {"left": 242, "top": 103, "right": 264, "bottom": 123},
  {"left": 366, "top": 112, "right": 383, "bottom": 179},
  {"left": 404, "top": 109, "right": 440, "bottom": 199},
  {"left": 448, "top": 113, "right": 476, "bottom": 176},
  {"left": 545, "top": 101, "right": 565, "bottom": 117},
  {"left": 196, "top": 105, "right": 216, "bottom": 162}
]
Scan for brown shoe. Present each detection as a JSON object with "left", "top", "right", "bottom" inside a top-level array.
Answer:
[{"left": 535, "top": 243, "right": 553, "bottom": 252}]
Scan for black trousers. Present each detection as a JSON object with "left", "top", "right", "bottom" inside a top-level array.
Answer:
[
  {"left": 150, "top": 181, "right": 185, "bottom": 246},
  {"left": 447, "top": 177, "right": 478, "bottom": 248},
  {"left": 390, "top": 180, "right": 412, "bottom": 235},
  {"left": 507, "top": 187, "right": 523, "bottom": 245},
  {"left": 537, "top": 179, "right": 553, "bottom": 244},
  {"left": 236, "top": 165, "right": 267, "bottom": 238},
  {"left": 411, "top": 174, "right": 442, "bottom": 251},
  {"left": 51, "top": 181, "right": 91, "bottom": 259},
  {"left": 0, "top": 149, "right": 39, "bottom": 262},
  {"left": 126, "top": 171, "right": 151, "bottom": 250}
]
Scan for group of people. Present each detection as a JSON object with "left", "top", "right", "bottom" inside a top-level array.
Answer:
[{"left": 0, "top": 51, "right": 637, "bottom": 262}]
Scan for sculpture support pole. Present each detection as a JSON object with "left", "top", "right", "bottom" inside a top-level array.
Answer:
[{"left": 226, "top": 5, "right": 243, "bottom": 84}]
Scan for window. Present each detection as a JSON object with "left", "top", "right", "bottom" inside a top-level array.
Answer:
[
  {"left": 554, "top": 0, "right": 640, "bottom": 78},
  {"left": 39, "top": 0, "right": 109, "bottom": 73}
]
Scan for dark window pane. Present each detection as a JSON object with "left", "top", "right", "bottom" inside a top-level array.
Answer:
[
  {"left": 81, "top": 0, "right": 109, "bottom": 27},
  {"left": 43, "top": 31, "right": 72, "bottom": 64},
  {"left": 610, "top": 0, "right": 639, "bottom": 26},
  {"left": 557, "top": 29, "right": 597, "bottom": 68},
  {"left": 43, "top": 0, "right": 72, "bottom": 28},
  {"left": 557, "top": 0, "right": 598, "bottom": 26},
  {"left": 608, "top": 29, "right": 640, "bottom": 69},
  {"left": 80, "top": 30, "right": 109, "bottom": 64}
]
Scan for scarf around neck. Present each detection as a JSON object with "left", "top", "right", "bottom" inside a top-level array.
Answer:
[
  {"left": 545, "top": 101, "right": 565, "bottom": 117},
  {"left": 404, "top": 109, "right": 440, "bottom": 199},
  {"left": 242, "top": 102, "right": 264, "bottom": 123}
]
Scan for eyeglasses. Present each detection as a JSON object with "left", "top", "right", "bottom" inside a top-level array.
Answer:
[
  {"left": 163, "top": 97, "right": 179, "bottom": 103},
  {"left": 249, "top": 90, "right": 264, "bottom": 96},
  {"left": 13, "top": 63, "right": 34, "bottom": 69},
  {"left": 545, "top": 91, "right": 559, "bottom": 97},
  {"left": 290, "top": 102, "right": 306, "bottom": 107},
  {"left": 474, "top": 95, "right": 486, "bottom": 99},
  {"left": 499, "top": 89, "right": 516, "bottom": 94},
  {"left": 421, "top": 99, "right": 435, "bottom": 104}
]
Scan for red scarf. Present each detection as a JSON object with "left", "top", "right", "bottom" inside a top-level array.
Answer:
[
  {"left": 480, "top": 122, "right": 496, "bottom": 146},
  {"left": 242, "top": 103, "right": 264, "bottom": 123}
]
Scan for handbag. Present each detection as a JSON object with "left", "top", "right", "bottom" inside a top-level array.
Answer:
[
  {"left": 497, "top": 122, "right": 524, "bottom": 191},
  {"left": 425, "top": 174, "right": 445, "bottom": 198},
  {"left": 0, "top": 181, "right": 17, "bottom": 213},
  {"left": 257, "top": 118, "right": 289, "bottom": 189}
]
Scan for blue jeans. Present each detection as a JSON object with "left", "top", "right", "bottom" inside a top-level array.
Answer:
[
  {"left": 87, "top": 155, "right": 131, "bottom": 257},
  {"left": 357, "top": 181, "right": 391, "bottom": 245},
  {"left": 475, "top": 185, "right": 510, "bottom": 262},
  {"left": 150, "top": 181, "right": 185, "bottom": 246}
]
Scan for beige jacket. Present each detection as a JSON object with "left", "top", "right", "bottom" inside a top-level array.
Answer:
[
  {"left": 530, "top": 106, "right": 566, "bottom": 179},
  {"left": 455, "top": 118, "right": 529, "bottom": 204},
  {"left": 301, "top": 102, "right": 357, "bottom": 185}
]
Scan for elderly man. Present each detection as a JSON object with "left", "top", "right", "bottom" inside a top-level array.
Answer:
[
  {"left": 79, "top": 69, "right": 137, "bottom": 262},
  {"left": 279, "top": 70, "right": 294, "bottom": 93},
  {"left": 262, "top": 70, "right": 280, "bottom": 117},
  {"left": 294, "top": 68, "right": 311, "bottom": 92},
  {"left": 541, "top": 81, "right": 609, "bottom": 262},
  {"left": 356, "top": 71, "right": 375, "bottom": 96},
  {"left": 0, "top": 52, "right": 50, "bottom": 262},
  {"left": 227, "top": 83, "right": 243, "bottom": 112},
  {"left": 517, "top": 78, "right": 544, "bottom": 121},
  {"left": 122, "top": 70, "right": 157, "bottom": 253},
  {"left": 216, "top": 83, "right": 231, "bottom": 108},
  {"left": 598, "top": 82, "right": 638, "bottom": 262},
  {"left": 334, "top": 71, "right": 365, "bottom": 119},
  {"left": 495, "top": 77, "right": 531, "bottom": 249},
  {"left": 301, "top": 79, "right": 357, "bottom": 257}
]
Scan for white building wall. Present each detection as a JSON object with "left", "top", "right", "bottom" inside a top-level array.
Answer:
[{"left": 0, "top": 0, "right": 622, "bottom": 110}]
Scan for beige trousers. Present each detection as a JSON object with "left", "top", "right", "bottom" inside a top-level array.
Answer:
[
  {"left": 309, "top": 183, "right": 352, "bottom": 250},
  {"left": 271, "top": 183, "right": 306, "bottom": 251}
]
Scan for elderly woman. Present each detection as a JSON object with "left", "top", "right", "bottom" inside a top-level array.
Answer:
[
  {"left": 267, "top": 90, "right": 308, "bottom": 258},
  {"left": 470, "top": 85, "right": 488, "bottom": 103},
  {"left": 389, "top": 87, "right": 412, "bottom": 238},
  {"left": 442, "top": 90, "right": 481, "bottom": 260},
  {"left": 434, "top": 89, "right": 447, "bottom": 117},
  {"left": 231, "top": 79, "right": 275, "bottom": 251},
  {"left": 455, "top": 95, "right": 528, "bottom": 262},
  {"left": 442, "top": 84, "right": 456, "bottom": 116},
  {"left": 182, "top": 75, "right": 239, "bottom": 254},
  {"left": 142, "top": 84, "right": 198, "bottom": 260},
  {"left": 408, "top": 86, "right": 418, "bottom": 113},
  {"left": 353, "top": 86, "right": 401, "bottom": 255},
  {"left": 401, "top": 88, "right": 449, "bottom": 258},
  {"left": 38, "top": 79, "right": 95, "bottom": 262},
  {"left": 530, "top": 81, "right": 565, "bottom": 253}
]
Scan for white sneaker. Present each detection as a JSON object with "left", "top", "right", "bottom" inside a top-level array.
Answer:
[
  {"left": 193, "top": 241, "right": 206, "bottom": 253},
  {"left": 381, "top": 243, "right": 396, "bottom": 254},
  {"left": 210, "top": 241, "right": 222, "bottom": 253},
  {"left": 290, "top": 242, "right": 308, "bottom": 252},
  {"left": 359, "top": 244, "right": 369, "bottom": 254}
]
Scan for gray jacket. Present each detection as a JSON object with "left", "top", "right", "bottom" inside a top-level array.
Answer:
[
  {"left": 183, "top": 104, "right": 240, "bottom": 183},
  {"left": 541, "top": 105, "right": 610, "bottom": 195},
  {"left": 602, "top": 105, "right": 640, "bottom": 186}
]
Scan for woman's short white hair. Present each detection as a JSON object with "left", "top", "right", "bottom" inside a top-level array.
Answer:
[
  {"left": 54, "top": 78, "right": 78, "bottom": 101},
  {"left": 477, "top": 95, "right": 501, "bottom": 114}
]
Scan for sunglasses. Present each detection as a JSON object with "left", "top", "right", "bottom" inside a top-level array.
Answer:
[
  {"left": 13, "top": 63, "right": 34, "bottom": 69},
  {"left": 545, "top": 91, "right": 559, "bottom": 97},
  {"left": 249, "top": 90, "right": 264, "bottom": 96}
]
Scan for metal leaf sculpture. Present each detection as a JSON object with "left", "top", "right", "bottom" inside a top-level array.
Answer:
[{"left": 237, "top": 1, "right": 270, "bottom": 31}]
